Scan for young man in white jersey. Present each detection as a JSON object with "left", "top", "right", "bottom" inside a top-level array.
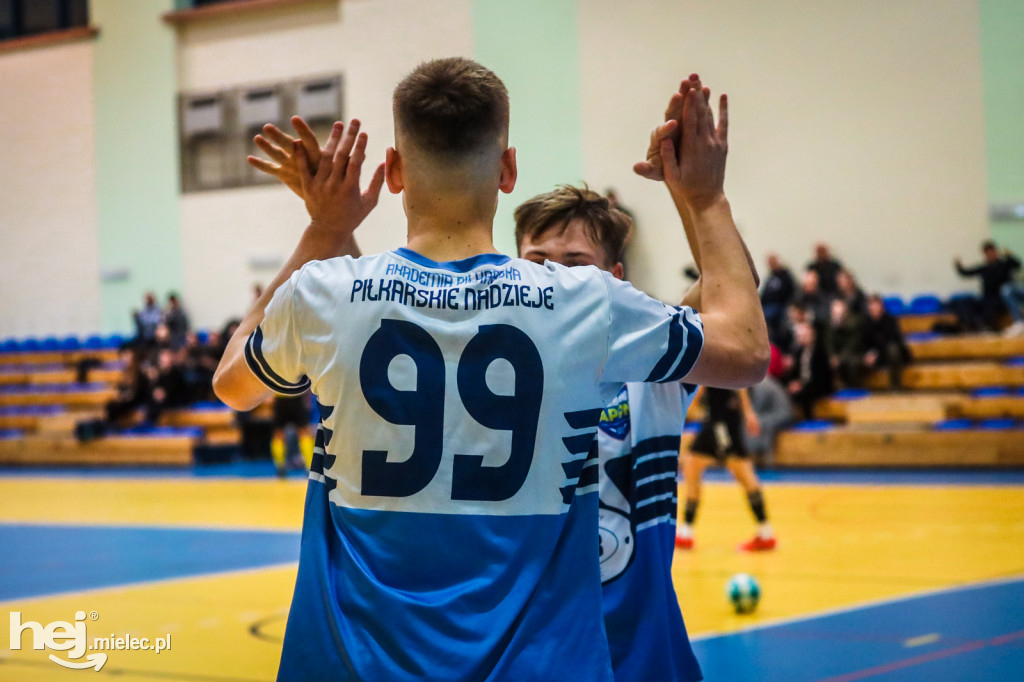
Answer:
[
  {"left": 216, "top": 59, "right": 767, "bottom": 680},
  {"left": 514, "top": 185, "right": 704, "bottom": 682}
]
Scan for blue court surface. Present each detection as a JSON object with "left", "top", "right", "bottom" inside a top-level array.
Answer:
[
  {"left": 0, "top": 524, "right": 300, "bottom": 602},
  {"left": 693, "top": 577, "right": 1024, "bottom": 681}
]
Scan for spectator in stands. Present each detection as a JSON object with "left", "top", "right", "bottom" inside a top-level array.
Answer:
[
  {"left": 954, "top": 241, "right": 1021, "bottom": 331},
  {"left": 795, "top": 270, "right": 831, "bottom": 333},
  {"left": 164, "top": 293, "right": 190, "bottom": 349},
  {"left": 761, "top": 253, "right": 796, "bottom": 343},
  {"left": 774, "top": 302, "right": 808, "bottom": 355},
  {"left": 105, "top": 348, "right": 150, "bottom": 426},
  {"left": 143, "top": 348, "right": 191, "bottom": 424},
  {"left": 1001, "top": 275, "right": 1024, "bottom": 338},
  {"left": 745, "top": 374, "right": 794, "bottom": 466},
  {"left": 863, "top": 294, "right": 912, "bottom": 389},
  {"left": 807, "top": 242, "right": 843, "bottom": 296},
  {"left": 783, "top": 322, "right": 834, "bottom": 420},
  {"left": 133, "top": 292, "right": 163, "bottom": 347},
  {"left": 826, "top": 298, "right": 867, "bottom": 388},
  {"left": 836, "top": 269, "right": 867, "bottom": 317}
]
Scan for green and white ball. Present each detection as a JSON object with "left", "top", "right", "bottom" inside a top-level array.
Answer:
[{"left": 726, "top": 573, "right": 761, "bottom": 614}]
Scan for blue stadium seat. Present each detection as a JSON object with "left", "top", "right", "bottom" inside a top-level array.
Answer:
[
  {"left": 905, "top": 332, "right": 940, "bottom": 342},
  {"left": 0, "top": 339, "right": 18, "bottom": 353},
  {"left": 979, "top": 418, "right": 1017, "bottom": 430},
  {"left": 972, "top": 387, "right": 1010, "bottom": 398},
  {"left": 83, "top": 335, "right": 105, "bottom": 349},
  {"left": 196, "top": 330, "right": 210, "bottom": 345},
  {"left": 191, "top": 401, "right": 227, "bottom": 411},
  {"left": 58, "top": 336, "right": 81, "bottom": 350},
  {"left": 103, "top": 334, "right": 125, "bottom": 349},
  {"left": 1006, "top": 356, "right": 1024, "bottom": 368},
  {"left": 883, "top": 296, "right": 907, "bottom": 316},
  {"left": 791, "top": 420, "right": 833, "bottom": 432},
  {"left": 0, "top": 429, "right": 24, "bottom": 440},
  {"left": 19, "top": 338, "right": 41, "bottom": 352},
  {"left": 933, "top": 419, "right": 972, "bottom": 431},
  {"left": 908, "top": 294, "right": 943, "bottom": 314},
  {"left": 946, "top": 291, "right": 976, "bottom": 307},
  {"left": 833, "top": 388, "right": 869, "bottom": 401},
  {"left": 40, "top": 337, "right": 61, "bottom": 351}
]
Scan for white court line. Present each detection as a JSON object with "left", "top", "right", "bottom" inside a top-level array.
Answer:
[{"left": 691, "top": 573, "right": 1024, "bottom": 642}]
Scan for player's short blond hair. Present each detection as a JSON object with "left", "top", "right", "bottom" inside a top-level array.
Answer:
[{"left": 514, "top": 185, "right": 633, "bottom": 265}]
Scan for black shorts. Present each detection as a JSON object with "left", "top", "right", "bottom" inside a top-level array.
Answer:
[{"left": 690, "top": 417, "right": 748, "bottom": 460}]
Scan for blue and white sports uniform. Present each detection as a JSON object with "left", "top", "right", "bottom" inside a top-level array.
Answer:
[
  {"left": 598, "top": 382, "right": 703, "bottom": 681},
  {"left": 246, "top": 247, "right": 704, "bottom": 681}
]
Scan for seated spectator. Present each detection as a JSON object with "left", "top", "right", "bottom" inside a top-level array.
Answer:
[
  {"left": 745, "top": 374, "right": 794, "bottom": 466},
  {"left": 836, "top": 269, "right": 867, "bottom": 316},
  {"left": 164, "top": 293, "right": 190, "bottom": 349},
  {"left": 133, "top": 292, "right": 163, "bottom": 348},
  {"left": 783, "top": 322, "right": 835, "bottom": 420},
  {"left": 807, "top": 242, "right": 843, "bottom": 296},
  {"left": 953, "top": 241, "right": 1021, "bottom": 331},
  {"left": 774, "top": 303, "right": 809, "bottom": 356},
  {"left": 826, "top": 299, "right": 867, "bottom": 388},
  {"left": 761, "top": 253, "right": 796, "bottom": 343},
  {"left": 143, "top": 348, "right": 191, "bottom": 424},
  {"left": 863, "top": 294, "right": 912, "bottom": 389},
  {"left": 794, "top": 270, "right": 832, "bottom": 334}
]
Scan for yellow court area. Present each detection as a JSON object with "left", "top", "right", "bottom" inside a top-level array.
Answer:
[{"left": 1, "top": 475, "right": 1022, "bottom": 681}]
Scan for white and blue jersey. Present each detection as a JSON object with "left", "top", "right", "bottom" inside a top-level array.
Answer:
[
  {"left": 245, "top": 247, "right": 704, "bottom": 681},
  {"left": 598, "top": 382, "right": 703, "bottom": 681}
]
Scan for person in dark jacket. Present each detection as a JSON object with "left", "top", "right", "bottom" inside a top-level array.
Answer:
[
  {"left": 954, "top": 241, "right": 1021, "bottom": 331},
  {"left": 826, "top": 299, "right": 867, "bottom": 388},
  {"left": 783, "top": 322, "right": 835, "bottom": 419},
  {"left": 863, "top": 294, "right": 912, "bottom": 389},
  {"left": 807, "top": 242, "right": 843, "bottom": 296},
  {"left": 761, "top": 253, "right": 796, "bottom": 343}
]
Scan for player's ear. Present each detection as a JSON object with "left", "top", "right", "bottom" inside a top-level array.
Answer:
[
  {"left": 610, "top": 262, "right": 624, "bottom": 281},
  {"left": 385, "top": 147, "right": 404, "bottom": 194},
  {"left": 499, "top": 147, "right": 517, "bottom": 194}
]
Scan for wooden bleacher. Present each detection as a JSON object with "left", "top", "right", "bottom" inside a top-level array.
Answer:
[
  {"left": 0, "top": 345, "right": 245, "bottom": 466},
  {"left": 772, "top": 330, "right": 1024, "bottom": 467}
]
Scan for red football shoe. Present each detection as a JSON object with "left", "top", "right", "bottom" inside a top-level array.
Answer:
[
  {"left": 675, "top": 534, "right": 694, "bottom": 550},
  {"left": 738, "top": 535, "right": 776, "bottom": 552}
]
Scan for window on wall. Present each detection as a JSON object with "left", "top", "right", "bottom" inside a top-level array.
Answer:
[
  {"left": 0, "top": 0, "right": 88, "bottom": 42},
  {"left": 179, "top": 75, "right": 343, "bottom": 193}
]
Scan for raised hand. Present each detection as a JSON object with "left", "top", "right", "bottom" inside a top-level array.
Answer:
[
  {"left": 297, "top": 119, "right": 386, "bottom": 241},
  {"left": 633, "top": 75, "right": 715, "bottom": 181},
  {"left": 659, "top": 83, "right": 728, "bottom": 211},
  {"left": 247, "top": 116, "right": 323, "bottom": 197}
]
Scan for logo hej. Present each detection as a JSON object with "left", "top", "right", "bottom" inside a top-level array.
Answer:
[{"left": 9, "top": 610, "right": 107, "bottom": 671}]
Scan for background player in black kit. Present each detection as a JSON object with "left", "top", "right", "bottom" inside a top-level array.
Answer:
[{"left": 675, "top": 386, "right": 776, "bottom": 552}]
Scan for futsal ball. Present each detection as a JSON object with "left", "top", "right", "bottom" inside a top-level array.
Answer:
[{"left": 726, "top": 573, "right": 761, "bottom": 614}]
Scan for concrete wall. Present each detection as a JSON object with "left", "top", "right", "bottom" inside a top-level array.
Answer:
[
  {"left": 0, "top": 39, "right": 102, "bottom": 337},
  {"left": 578, "top": 0, "right": 990, "bottom": 302}
]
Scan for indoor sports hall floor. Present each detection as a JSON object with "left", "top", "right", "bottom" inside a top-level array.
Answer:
[{"left": 1, "top": 465, "right": 1022, "bottom": 681}]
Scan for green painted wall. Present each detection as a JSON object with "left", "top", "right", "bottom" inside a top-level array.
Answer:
[
  {"left": 979, "top": 0, "right": 1024, "bottom": 256},
  {"left": 472, "top": 0, "right": 583, "bottom": 256},
  {"left": 92, "top": 0, "right": 184, "bottom": 333}
]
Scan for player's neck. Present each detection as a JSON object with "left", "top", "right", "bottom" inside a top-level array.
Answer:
[{"left": 403, "top": 194, "right": 500, "bottom": 262}]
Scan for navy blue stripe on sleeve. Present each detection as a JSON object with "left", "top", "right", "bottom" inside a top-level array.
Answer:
[
  {"left": 244, "top": 327, "right": 310, "bottom": 396},
  {"left": 659, "top": 312, "right": 704, "bottom": 383},
  {"left": 644, "top": 311, "right": 685, "bottom": 383}
]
